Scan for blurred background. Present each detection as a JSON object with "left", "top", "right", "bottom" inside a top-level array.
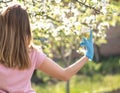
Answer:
[{"left": 0, "top": 0, "right": 120, "bottom": 93}]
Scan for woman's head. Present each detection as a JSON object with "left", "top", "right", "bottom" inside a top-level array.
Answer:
[
  {"left": 2, "top": 4, "right": 32, "bottom": 46},
  {"left": 0, "top": 4, "right": 32, "bottom": 70}
]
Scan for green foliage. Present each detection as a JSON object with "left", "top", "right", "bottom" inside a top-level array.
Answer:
[
  {"left": 78, "top": 56, "right": 120, "bottom": 76},
  {"left": 78, "top": 61, "right": 101, "bottom": 76},
  {"left": 32, "top": 74, "right": 120, "bottom": 93},
  {"left": 99, "top": 56, "right": 120, "bottom": 75},
  {"left": 37, "top": 70, "right": 51, "bottom": 83}
]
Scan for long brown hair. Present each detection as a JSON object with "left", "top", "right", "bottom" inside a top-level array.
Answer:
[{"left": 0, "top": 4, "right": 32, "bottom": 70}]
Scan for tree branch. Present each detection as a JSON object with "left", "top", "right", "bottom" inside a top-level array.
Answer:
[{"left": 75, "top": 0, "right": 102, "bottom": 14}]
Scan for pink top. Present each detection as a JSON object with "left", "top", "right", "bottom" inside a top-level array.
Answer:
[{"left": 0, "top": 49, "right": 46, "bottom": 93}]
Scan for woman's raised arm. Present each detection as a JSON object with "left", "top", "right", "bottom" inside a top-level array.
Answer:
[{"left": 38, "top": 30, "right": 94, "bottom": 81}]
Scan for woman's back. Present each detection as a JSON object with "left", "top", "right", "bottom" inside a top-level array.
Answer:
[{"left": 0, "top": 49, "right": 46, "bottom": 93}]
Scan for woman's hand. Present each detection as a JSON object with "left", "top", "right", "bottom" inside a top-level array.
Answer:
[{"left": 80, "top": 30, "right": 94, "bottom": 60}]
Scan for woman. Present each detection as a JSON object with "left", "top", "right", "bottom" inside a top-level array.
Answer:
[{"left": 0, "top": 4, "right": 94, "bottom": 93}]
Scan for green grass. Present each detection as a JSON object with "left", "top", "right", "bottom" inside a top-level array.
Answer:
[{"left": 32, "top": 74, "right": 120, "bottom": 93}]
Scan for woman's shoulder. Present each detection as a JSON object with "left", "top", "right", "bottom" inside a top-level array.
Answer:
[{"left": 28, "top": 44, "right": 47, "bottom": 69}]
